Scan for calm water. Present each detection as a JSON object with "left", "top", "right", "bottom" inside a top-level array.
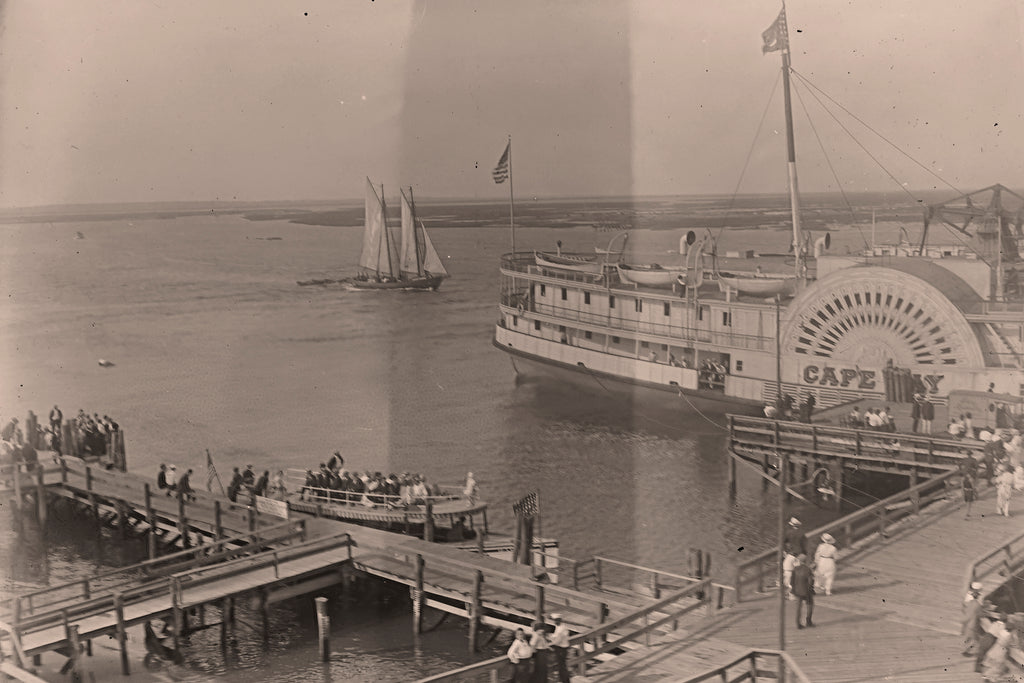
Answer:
[{"left": 0, "top": 200, "right": 877, "bottom": 680}]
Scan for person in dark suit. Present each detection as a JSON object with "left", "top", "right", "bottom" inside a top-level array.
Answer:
[
  {"left": 791, "top": 554, "right": 815, "bottom": 629},
  {"left": 254, "top": 470, "right": 269, "bottom": 497}
]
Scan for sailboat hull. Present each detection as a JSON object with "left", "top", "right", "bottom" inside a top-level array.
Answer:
[{"left": 350, "top": 274, "right": 446, "bottom": 291}]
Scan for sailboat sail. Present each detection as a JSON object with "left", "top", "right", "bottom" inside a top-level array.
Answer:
[
  {"left": 420, "top": 223, "right": 448, "bottom": 276},
  {"left": 400, "top": 188, "right": 423, "bottom": 276},
  {"left": 359, "top": 178, "right": 399, "bottom": 277}
]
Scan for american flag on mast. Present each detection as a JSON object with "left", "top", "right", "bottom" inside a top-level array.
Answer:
[
  {"left": 761, "top": 6, "right": 788, "bottom": 54},
  {"left": 206, "top": 449, "right": 224, "bottom": 493},
  {"left": 492, "top": 141, "right": 511, "bottom": 184}
]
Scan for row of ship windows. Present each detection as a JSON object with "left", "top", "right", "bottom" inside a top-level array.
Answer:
[
  {"left": 509, "top": 317, "right": 745, "bottom": 372},
  {"left": 537, "top": 285, "right": 732, "bottom": 326}
]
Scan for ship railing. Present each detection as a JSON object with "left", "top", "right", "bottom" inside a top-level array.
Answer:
[
  {"left": 499, "top": 299, "right": 772, "bottom": 351},
  {"left": 732, "top": 468, "right": 959, "bottom": 601},
  {"left": 283, "top": 471, "right": 463, "bottom": 508},
  {"left": 415, "top": 578, "right": 716, "bottom": 683}
]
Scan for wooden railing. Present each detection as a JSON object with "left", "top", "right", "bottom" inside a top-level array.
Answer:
[
  {"left": 415, "top": 579, "right": 715, "bottom": 682},
  {"left": 734, "top": 468, "right": 959, "bottom": 601},
  {"left": 10, "top": 531, "right": 354, "bottom": 639},
  {"left": 682, "top": 648, "right": 813, "bottom": 683},
  {"left": 3, "top": 519, "right": 307, "bottom": 619},
  {"left": 965, "top": 528, "right": 1024, "bottom": 600},
  {"left": 729, "top": 415, "right": 973, "bottom": 471}
]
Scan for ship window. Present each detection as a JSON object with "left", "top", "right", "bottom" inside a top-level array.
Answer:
[
  {"left": 561, "top": 288, "right": 567, "bottom": 301},
  {"left": 612, "top": 336, "right": 620, "bottom": 344},
  {"left": 540, "top": 284, "right": 546, "bottom": 296},
  {"left": 584, "top": 292, "right": 591, "bottom": 305},
  {"left": 534, "top": 320, "right": 541, "bottom": 331},
  {"left": 663, "top": 302, "right": 671, "bottom": 316},
  {"left": 662, "top": 344, "right": 668, "bottom": 351},
  {"left": 584, "top": 330, "right": 593, "bottom": 340},
  {"left": 736, "top": 360, "right": 744, "bottom": 372},
  {"left": 609, "top": 295, "right": 616, "bottom": 309},
  {"left": 512, "top": 315, "right": 518, "bottom": 327},
  {"left": 641, "top": 341, "right": 649, "bottom": 348},
  {"left": 635, "top": 299, "right": 643, "bottom": 313},
  {"left": 722, "top": 311, "right": 732, "bottom": 327},
  {"left": 698, "top": 306, "right": 707, "bottom": 321}
]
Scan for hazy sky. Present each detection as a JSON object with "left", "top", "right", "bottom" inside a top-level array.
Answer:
[{"left": 2, "top": 1, "right": 1022, "bottom": 206}]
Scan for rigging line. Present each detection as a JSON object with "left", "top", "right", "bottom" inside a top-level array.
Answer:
[
  {"left": 675, "top": 387, "right": 729, "bottom": 431},
  {"left": 788, "top": 71, "right": 920, "bottom": 206},
  {"left": 790, "top": 69, "right": 963, "bottom": 197},
  {"left": 790, "top": 76, "right": 869, "bottom": 249},
  {"left": 714, "top": 70, "right": 783, "bottom": 246},
  {"left": 576, "top": 361, "right": 695, "bottom": 434}
]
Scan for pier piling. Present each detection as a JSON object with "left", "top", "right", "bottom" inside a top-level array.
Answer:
[
  {"left": 315, "top": 596, "right": 330, "bottom": 661},
  {"left": 114, "top": 593, "right": 129, "bottom": 675},
  {"left": 66, "top": 624, "right": 83, "bottom": 683},
  {"left": 468, "top": 570, "right": 483, "bottom": 652},
  {"left": 37, "top": 467, "right": 49, "bottom": 525},
  {"left": 412, "top": 554, "right": 425, "bottom": 635},
  {"left": 177, "top": 493, "right": 189, "bottom": 549},
  {"left": 144, "top": 484, "right": 156, "bottom": 559}
]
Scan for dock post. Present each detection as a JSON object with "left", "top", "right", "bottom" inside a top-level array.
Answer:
[
  {"left": 177, "top": 492, "right": 190, "bottom": 549},
  {"left": 315, "top": 596, "right": 330, "bottom": 661},
  {"left": 116, "top": 499, "right": 127, "bottom": 540},
  {"left": 220, "top": 597, "right": 235, "bottom": 650},
  {"left": 412, "top": 554, "right": 425, "bottom": 635},
  {"left": 67, "top": 624, "right": 83, "bottom": 683},
  {"left": 468, "top": 570, "right": 483, "bottom": 653},
  {"left": 535, "top": 585, "right": 545, "bottom": 624},
  {"left": 171, "top": 578, "right": 184, "bottom": 652},
  {"left": 12, "top": 463, "right": 22, "bottom": 512},
  {"left": 114, "top": 593, "right": 130, "bottom": 675},
  {"left": 86, "top": 467, "right": 99, "bottom": 520},
  {"left": 214, "top": 501, "right": 224, "bottom": 540},
  {"left": 833, "top": 463, "right": 843, "bottom": 512},
  {"left": 34, "top": 467, "right": 46, "bottom": 527},
  {"left": 727, "top": 454, "right": 737, "bottom": 499},
  {"left": 424, "top": 502, "right": 435, "bottom": 543},
  {"left": 482, "top": 508, "right": 489, "bottom": 535},
  {"left": 909, "top": 470, "right": 920, "bottom": 514},
  {"left": 260, "top": 587, "right": 270, "bottom": 643},
  {"left": 144, "top": 484, "right": 157, "bottom": 560}
]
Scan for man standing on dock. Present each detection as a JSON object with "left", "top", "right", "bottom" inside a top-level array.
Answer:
[
  {"left": 49, "top": 405, "right": 62, "bottom": 433},
  {"left": 791, "top": 554, "right": 815, "bottom": 629},
  {"left": 550, "top": 614, "right": 571, "bottom": 683}
]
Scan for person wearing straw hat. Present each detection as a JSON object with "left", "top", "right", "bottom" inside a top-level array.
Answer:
[
  {"left": 962, "top": 581, "right": 985, "bottom": 658},
  {"left": 782, "top": 517, "right": 806, "bottom": 600},
  {"left": 814, "top": 533, "right": 838, "bottom": 595}
]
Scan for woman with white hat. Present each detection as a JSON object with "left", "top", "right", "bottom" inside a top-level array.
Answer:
[{"left": 813, "top": 533, "right": 838, "bottom": 596}]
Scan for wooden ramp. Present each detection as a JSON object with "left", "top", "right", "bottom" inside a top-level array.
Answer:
[
  {"left": 13, "top": 532, "right": 354, "bottom": 656},
  {"left": 589, "top": 486, "right": 1013, "bottom": 682}
]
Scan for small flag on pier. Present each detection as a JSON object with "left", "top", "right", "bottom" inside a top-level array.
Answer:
[
  {"left": 512, "top": 490, "right": 539, "bottom": 519},
  {"left": 761, "top": 7, "right": 788, "bottom": 54},
  {"left": 492, "top": 141, "right": 511, "bottom": 184},
  {"left": 206, "top": 449, "right": 220, "bottom": 492}
]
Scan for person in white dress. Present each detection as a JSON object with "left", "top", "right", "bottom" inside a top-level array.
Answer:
[{"left": 813, "top": 533, "right": 838, "bottom": 596}]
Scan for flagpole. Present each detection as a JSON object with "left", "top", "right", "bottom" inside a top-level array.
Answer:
[{"left": 507, "top": 135, "right": 516, "bottom": 255}]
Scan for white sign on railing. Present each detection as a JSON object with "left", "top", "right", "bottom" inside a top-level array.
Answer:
[{"left": 255, "top": 495, "right": 289, "bottom": 519}]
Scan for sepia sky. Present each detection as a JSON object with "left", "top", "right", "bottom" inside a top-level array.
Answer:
[{"left": 1, "top": 0, "right": 1022, "bottom": 206}]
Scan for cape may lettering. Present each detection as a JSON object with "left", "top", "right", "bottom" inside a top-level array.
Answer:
[
  {"left": 803, "top": 364, "right": 876, "bottom": 389},
  {"left": 801, "top": 364, "right": 944, "bottom": 394}
]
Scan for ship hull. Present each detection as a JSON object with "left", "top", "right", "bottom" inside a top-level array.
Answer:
[
  {"left": 493, "top": 326, "right": 763, "bottom": 413},
  {"left": 350, "top": 274, "right": 446, "bottom": 291}
]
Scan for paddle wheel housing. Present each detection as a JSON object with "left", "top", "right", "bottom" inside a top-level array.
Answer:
[{"left": 780, "top": 265, "right": 986, "bottom": 369}]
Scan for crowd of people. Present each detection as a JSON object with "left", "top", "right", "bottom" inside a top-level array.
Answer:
[
  {"left": 297, "top": 452, "right": 477, "bottom": 509},
  {"left": 505, "top": 615, "right": 571, "bottom": 683},
  {"left": 959, "top": 429, "right": 1024, "bottom": 519},
  {"left": 763, "top": 393, "right": 817, "bottom": 423},
  {"left": 226, "top": 465, "right": 287, "bottom": 503},
  {"left": 780, "top": 517, "right": 839, "bottom": 630},
  {"left": 961, "top": 583, "right": 1024, "bottom": 681},
  {"left": 1, "top": 405, "right": 122, "bottom": 466}
]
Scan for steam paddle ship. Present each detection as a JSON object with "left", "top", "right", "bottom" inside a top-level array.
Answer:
[{"left": 491, "top": 10, "right": 1024, "bottom": 415}]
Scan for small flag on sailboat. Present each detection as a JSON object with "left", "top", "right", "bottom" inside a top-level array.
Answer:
[
  {"left": 492, "top": 141, "right": 511, "bottom": 184},
  {"left": 512, "top": 490, "right": 539, "bottom": 519},
  {"left": 761, "top": 7, "right": 788, "bottom": 54}
]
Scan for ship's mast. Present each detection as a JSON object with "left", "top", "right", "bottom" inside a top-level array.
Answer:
[{"left": 774, "top": 5, "right": 804, "bottom": 280}]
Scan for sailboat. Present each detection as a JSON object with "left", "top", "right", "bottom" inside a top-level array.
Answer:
[{"left": 352, "top": 178, "right": 449, "bottom": 291}]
